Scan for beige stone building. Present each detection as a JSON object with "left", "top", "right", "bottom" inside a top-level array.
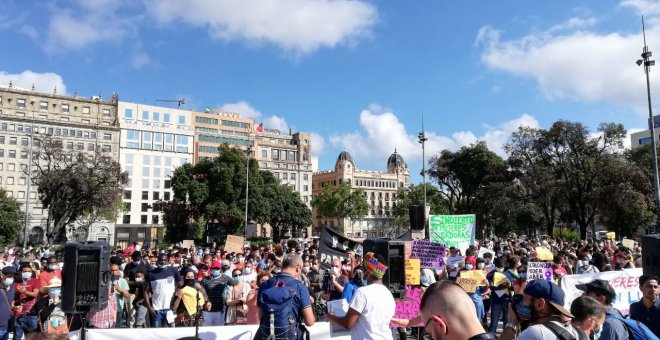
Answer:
[
  {"left": 312, "top": 149, "right": 410, "bottom": 239},
  {"left": 0, "top": 85, "right": 120, "bottom": 244}
]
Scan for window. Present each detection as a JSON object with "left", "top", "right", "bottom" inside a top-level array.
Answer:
[
  {"left": 140, "top": 215, "right": 148, "bottom": 224},
  {"left": 101, "top": 145, "right": 111, "bottom": 153},
  {"left": 153, "top": 192, "right": 160, "bottom": 200},
  {"left": 126, "top": 130, "right": 140, "bottom": 149},
  {"left": 164, "top": 180, "right": 171, "bottom": 189},
  {"left": 88, "top": 143, "right": 95, "bottom": 151},
  {"left": 152, "top": 215, "right": 159, "bottom": 224},
  {"left": 142, "top": 110, "right": 149, "bottom": 120},
  {"left": 61, "top": 104, "right": 69, "bottom": 113},
  {"left": 40, "top": 101, "right": 48, "bottom": 111},
  {"left": 164, "top": 134, "right": 174, "bottom": 151},
  {"left": 272, "top": 149, "right": 279, "bottom": 160},
  {"left": 0, "top": 136, "right": 3, "bottom": 144},
  {"left": 76, "top": 130, "right": 82, "bottom": 138},
  {"left": 18, "top": 177, "right": 26, "bottom": 185},
  {"left": 153, "top": 179, "right": 160, "bottom": 188},
  {"left": 17, "top": 99, "right": 26, "bottom": 108},
  {"left": 262, "top": 150, "right": 268, "bottom": 158},
  {"left": 21, "top": 138, "right": 28, "bottom": 146},
  {"left": 142, "top": 132, "right": 152, "bottom": 149},
  {"left": 77, "top": 143, "right": 84, "bottom": 151},
  {"left": 178, "top": 115, "right": 186, "bottom": 125},
  {"left": 123, "top": 215, "right": 131, "bottom": 224},
  {"left": 7, "top": 177, "right": 14, "bottom": 185},
  {"left": 142, "top": 179, "right": 149, "bottom": 188},
  {"left": 153, "top": 168, "right": 161, "bottom": 177},
  {"left": 153, "top": 112, "right": 160, "bottom": 121},
  {"left": 303, "top": 174, "right": 308, "bottom": 181},
  {"left": 143, "top": 155, "right": 151, "bottom": 165},
  {"left": 103, "top": 133, "right": 112, "bottom": 141},
  {"left": 124, "top": 190, "right": 132, "bottom": 199},
  {"left": 141, "top": 191, "right": 148, "bottom": 199},
  {"left": 304, "top": 185, "right": 308, "bottom": 192},
  {"left": 283, "top": 173, "right": 288, "bottom": 180},
  {"left": 9, "top": 137, "right": 16, "bottom": 145},
  {"left": 8, "top": 150, "right": 16, "bottom": 158},
  {"left": 142, "top": 167, "right": 150, "bottom": 177},
  {"left": 175, "top": 135, "right": 189, "bottom": 152},
  {"left": 164, "top": 192, "right": 171, "bottom": 201},
  {"left": 124, "top": 108, "right": 133, "bottom": 119},
  {"left": 0, "top": 123, "right": 5, "bottom": 131},
  {"left": 153, "top": 133, "right": 163, "bottom": 151},
  {"left": 125, "top": 154, "right": 133, "bottom": 164},
  {"left": 102, "top": 109, "right": 110, "bottom": 117},
  {"left": 82, "top": 106, "right": 91, "bottom": 115},
  {"left": 141, "top": 203, "right": 149, "bottom": 212},
  {"left": 163, "top": 113, "right": 170, "bottom": 123},
  {"left": 7, "top": 163, "right": 15, "bottom": 171}
]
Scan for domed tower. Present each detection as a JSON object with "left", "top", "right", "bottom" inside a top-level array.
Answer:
[
  {"left": 387, "top": 148, "right": 408, "bottom": 173},
  {"left": 335, "top": 149, "right": 355, "bottom": 180}
]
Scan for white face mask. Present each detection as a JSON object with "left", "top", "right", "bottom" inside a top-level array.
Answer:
[{"left": 477, "top": 263, "right": 485, "bottom": 269}]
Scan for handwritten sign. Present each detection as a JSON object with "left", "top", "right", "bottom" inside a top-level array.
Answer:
[
  {"left": 182, "top": 240, "right": 195, "bottom": 249},
  {"left": 535, "top": 247, "right": 554, "bottom": 261},
  {"left": 390, "top": 285, "right": 424, "bottom": 328},
  {"left": 410, "top": 240, "right": 445, "bottom": 269},
  {"left": 457, "top": 277, "right": 478, "bottom": 293},
  {"left": 622, "top": 239, "right": 635, "bottom": 250},
  {"left": 606, "top": 232, "right": 616, "bottom": 240},
  {"left": 405, "top": 259, "right": 421, "bottom": 285},
  {"left": 224, "top": 235, "right": 245, "bottom": 254},
  {"left": 527, "top": 262, "right": 553, "bottom": 282},
  {"left": 493, "top": 272, "right": 509, "bottom": 288},
  {"left": 461, "top": 270, "right": 487, "bottom": 286},
  {"left": 429, "top": 214, "right": 475, "bottom": 248}
]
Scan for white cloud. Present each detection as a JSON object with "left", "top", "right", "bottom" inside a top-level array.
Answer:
[
  {"left": 477, "top": 14, "right": 654, "bottom": 108},
  {"left": 219, "top": 100, "right": 290, "bottom": 132},
  {"left": 328, "top": 105, "right": 540, "bottom": 167},
  {"left": 144, "top": 0, "right": 378, "bottom": 55},
  {"left": 0, "top": 70, "right": 67, "bottom": 94},
  {"left": 310, "top": 132, "right": 326, "bottom": 156}
]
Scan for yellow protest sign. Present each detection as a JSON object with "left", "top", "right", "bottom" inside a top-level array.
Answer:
[
  {"left": 457, "top": 277, "right": 478, "bottom": 293},
  {"left": 466, "top": 270, "right": 488, "bottom": 286},
  {"left": 405, "top": 259, "right": 421, "bottom": 285},
  {"left": 535, "top": 247, "right": 553, "bottom": 261},
  {"left": 493, "top": 272, "right": 509, "bottom": 288},
  {"left": 606, "top": 232, "right": 616, "bottom": 240}
]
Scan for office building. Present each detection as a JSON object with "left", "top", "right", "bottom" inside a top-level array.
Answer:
[
  {"left": 115, "top": 101, "right": 194, "bottom": 249},
  {"left": 0, "top": 85, "right": 120, "bottom": 244}
]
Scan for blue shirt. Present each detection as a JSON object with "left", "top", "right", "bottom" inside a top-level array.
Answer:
[
  {"left": 630, "top": 299, "right": 660, "bottom": 337},
  {"left": 257, "top": 272, "right": 311, "bottom": 326},
  {"left": 601, "top": 306, "right": 631, "bottom": 340},
  {"left": 0, "top": 285, "right": 16, "bottom": 328},
  {"left": 341, "top": 280, "right": 361, "bottom": 303}
]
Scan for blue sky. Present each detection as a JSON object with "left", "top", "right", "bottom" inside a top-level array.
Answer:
[{"left": 1, "top": 0, "right": 660, "bottom": 183}]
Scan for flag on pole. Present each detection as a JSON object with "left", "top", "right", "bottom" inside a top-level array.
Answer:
[{"left": 255, "top": 122, "right": 264, "bottom": 132}]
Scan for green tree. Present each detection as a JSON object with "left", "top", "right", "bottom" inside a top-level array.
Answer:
[
  {"left": 30, "top": 136, "right": 127, "bottom": 244},
  {"left": 390, "top": 183, "right": 447, "bottom": 235},
  {"left": 428, "top": 141, "right": 511, "bottom": 234},
  {"left": 262, "top": 172, "right": 312, "bottom": 242},
  {"left": 311, "top": 182, "right": 369, "bottom": 234},
  {"left": 0, "top": 188, "right": 22, "bottom": 245}
]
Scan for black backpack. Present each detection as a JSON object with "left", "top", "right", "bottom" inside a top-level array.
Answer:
[{"left": 542, "top": 322, "right": 589, "bottom": 340}]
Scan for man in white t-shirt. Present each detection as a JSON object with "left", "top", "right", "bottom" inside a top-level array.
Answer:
[{"left": 327, "top": 252, "right": 395, "bottom": 340}]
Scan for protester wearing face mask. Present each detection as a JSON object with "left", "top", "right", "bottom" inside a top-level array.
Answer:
[
  {"left": 109, "top": 263, "right": 129, "bottom": 328},
  {"left": 38, "top": 257, "right": 61, "bottom": 296},
  {"left": 0, "top": 267, "right": 17, "bottom": 339},
  {"left": 171, "top": 269, "right": 209, "bottom": 327},
  {"left": 486, "top": 257, "right": 512, "bottom": 333},
  {"left": 323, "top": 259, "right": 348, "bottom": 302},
  {"left": 576, "top": 257, "right": 598, "bottom": 274},
  {"left": 499, "top": 279, "right": 582, "bottom": 340},
  {"left": 33, "top": 278, "right": 69, "bottom": 334},
  {"left": 459, "top": 257, "right": 488, "bottom": 323},
  {"left": 225, "top": 269, "right": 250, "bottom": 325},
  {"left": 146, "top": 253, "right": 183, "bottom": 328},
  {"left": 420, "top": 268, "right": 436, "bottom": 288},
  {"left": 341, "top": 267, "right": 366, "bottom": 304},
  {"left": 246, "top": 272, "right": 270, "bottom": 325},
  {"left": 200, "top": 260, "right": 233, "bottom": 326},
  {"left": 13, "top": 264, "right": 40, "bottom": 340},
  {"left": 131, "top": 269, "right": 150, "bottom": 328},
  {"left": 513, "top": 265, "right": 527, "bottom": 295},
  {"left": 614, "top": 251, "right": 634, "bottom": 270},
  {"left": 570, "top": 296, "right": 606, "bottom": 339}
]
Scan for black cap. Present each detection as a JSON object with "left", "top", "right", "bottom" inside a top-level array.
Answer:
[
  {"left": 576, "top": 279, "right": 616, "bottom": 300},
  {"left": 1, "top": 266, "right": 17, "bottom": 276}
]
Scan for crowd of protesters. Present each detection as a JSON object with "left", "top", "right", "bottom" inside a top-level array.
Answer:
[{"left": 0, "top": 233, "right": 655, "bottom": 340}]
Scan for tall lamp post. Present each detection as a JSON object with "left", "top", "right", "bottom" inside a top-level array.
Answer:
[
  {"left": 418, "top": 118, "right": 428, "bottom": 240},
  {"left": 244, "top": 143, "right": 252, "bottom": 240},
  {"left": 637, "top": 16, "right": 660, "bottom": 234}
]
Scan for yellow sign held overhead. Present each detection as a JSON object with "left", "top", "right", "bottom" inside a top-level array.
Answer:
[{"left": 535, "top": 247, "right": 554, "bottom": 261}]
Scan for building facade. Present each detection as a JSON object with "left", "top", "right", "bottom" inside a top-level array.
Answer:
[
  {"left": 312, "top": 149, "right": 410, "bottom": 239},
  {"left": 192, "top": 109, "right": 253, "bottom": 162},
  {"left": 0, "top": 85, "right": 120, "bottom": 244},
  {"left": 115, "top": 102, "right": 194, "bottom": 249}
]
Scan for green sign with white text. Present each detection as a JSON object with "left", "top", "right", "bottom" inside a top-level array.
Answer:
[{"left": 429, "top": 214, "right": 475, "bottom": 249}]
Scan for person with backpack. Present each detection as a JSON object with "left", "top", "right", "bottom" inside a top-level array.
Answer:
[
  {"left": 499, "top": 279, "right": 586, "bottom": 340},
  {"left": 569, "top": 296, "right": 606, "bottom": 339},
  {"left": 578, "top": 279, "right": 659, "bottom": 340},
  {"left": 256, "top": 254, "right": 314, "bottom": 340}
]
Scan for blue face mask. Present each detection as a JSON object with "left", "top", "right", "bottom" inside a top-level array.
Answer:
[
  {"left": 519, "top": 272, "right": 527, "bottom": 280},
  {"left": 211, "top": 269, "right": 221, "bottom": 277},
  {"left": 49, "top": 288, "right": 61, "bottom": 297},
  {"left": 420, "top": 275, "right": 429, "bottom": 286},
  {"left": 4, "top": 278, "right": 14, "bottom": 286},
  {"left": 157, "top": 264, "right": 166, "bottom": 269},
  {"left": 516, "top": 302, "right": 532, "bottom": 320}
]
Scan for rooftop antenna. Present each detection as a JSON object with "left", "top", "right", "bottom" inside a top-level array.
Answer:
[{"left": 155, "top": 98, "right": 186, "bottom": 108}]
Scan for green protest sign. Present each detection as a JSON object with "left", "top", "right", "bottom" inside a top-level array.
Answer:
[{"left": 429, "top": 214, "right": 475, "bottom": 249}]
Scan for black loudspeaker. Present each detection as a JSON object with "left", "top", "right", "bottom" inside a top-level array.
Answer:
[
  {"left": 641, "top": 235, "right": 660, "bottom": 277},
  {"left": 409, "top": 206, "right": 425, "bottom": 231},
  {"left": 363, "top": 239, "right": 406, "bottom": 298},
  {"left": 62, "top": 241, "right": 111, "bottom": 313}
]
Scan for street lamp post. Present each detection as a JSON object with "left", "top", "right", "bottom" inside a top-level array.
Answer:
[
  {"left": 244, "top": 143, "right": 252, "bottom": 240},
  {"left": 637, "top": 16, "right": 660, "bottom": 234},
  {"left": 418, "top": 118, "right": 429, "bottom": 240}
]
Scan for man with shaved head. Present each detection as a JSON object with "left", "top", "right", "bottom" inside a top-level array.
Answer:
[{"left": 420, "top": 280, "right": 497, "bottom": 340}]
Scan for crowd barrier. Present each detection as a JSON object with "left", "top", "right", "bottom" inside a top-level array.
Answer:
[{"left": 69, "top": 322, "right": 351, "bottom": 340}]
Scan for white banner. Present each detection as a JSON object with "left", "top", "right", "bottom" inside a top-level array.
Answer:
[
  {"left": 77, "top": 322, "right": 351, "bottom": 340},
  {"left": 560, "top": 268, "right": 643, "bottom": 316}
]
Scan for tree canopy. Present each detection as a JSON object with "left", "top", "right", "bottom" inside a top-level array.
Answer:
[
  {"left": 311, "top": 182, "right": 369, "bottom": 233},
  {"left": 0, "top": 188, "right": 22, "bottom": 245}
]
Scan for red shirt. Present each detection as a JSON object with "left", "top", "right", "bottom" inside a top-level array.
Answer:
[
  {"left": 38, "top": 269, "right": 62, "bottom": 293},
  {"left": 13, "top": 278, "right": 40, "bottom": 316}
]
